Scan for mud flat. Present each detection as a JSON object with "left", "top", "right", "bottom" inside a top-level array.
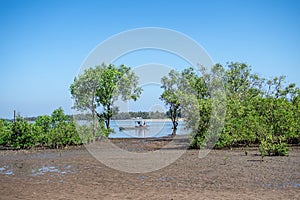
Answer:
[{"left": 0, "top": 138, "right": 299, "bottom": 200}]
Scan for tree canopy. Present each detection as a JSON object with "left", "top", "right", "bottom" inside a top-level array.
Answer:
[
  {"left": 160, "top": 62, "right": 300, "bottom": 156},
  {"left": 70, "top": 63, "right": 142, "bottom": 139}
]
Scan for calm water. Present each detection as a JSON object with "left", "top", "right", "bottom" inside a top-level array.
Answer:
[{"left": 109, "top": 120, "right": 189, "bottom": 138}]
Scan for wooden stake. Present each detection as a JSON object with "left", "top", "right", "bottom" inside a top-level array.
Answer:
[{"left": 14, "top": 110, "right": 16, "bottom": 126}]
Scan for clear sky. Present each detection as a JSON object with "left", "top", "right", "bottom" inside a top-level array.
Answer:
[{"left": 0, "top": 0, "right": 300, "bottom": 118}]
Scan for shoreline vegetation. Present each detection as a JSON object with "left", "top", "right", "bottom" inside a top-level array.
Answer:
[
  {"left": 0, "top": 109, "right": 184, "bottom": 150},
  {"left": 0, "top": 62, "right": 299, "bottom": 157}
]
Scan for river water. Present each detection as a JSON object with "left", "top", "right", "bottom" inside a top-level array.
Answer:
[{"left": 109, "top": 120, "right": 189, "bottom": 138}]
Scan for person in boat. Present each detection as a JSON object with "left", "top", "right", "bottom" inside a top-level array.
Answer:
[{"left": 135, "top": 120, "right": 146, "bottom": 127}]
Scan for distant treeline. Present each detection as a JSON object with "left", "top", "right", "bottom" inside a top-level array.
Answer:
[
  {"left": 2, "top": 111, "right": 170, "bottom": 122},
  {"left": 2, "top": 115, "right": 73, "bottom": 123},
  {"left": 112, "top": 111, "right": 168, "bottom": 120},
  {"left": 74, "top": 111, "right": 175, "bottom": 121}
]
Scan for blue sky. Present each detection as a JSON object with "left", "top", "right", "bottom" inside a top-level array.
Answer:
[{"left": 0, "top": 0, "right": 300, "bottom": 118}]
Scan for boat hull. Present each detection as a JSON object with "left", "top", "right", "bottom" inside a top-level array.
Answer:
[{"left": 119, "top": 126, "right": 148, "bottom": 131}]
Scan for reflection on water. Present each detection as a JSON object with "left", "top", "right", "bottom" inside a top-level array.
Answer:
[
  {"left": 261, "top": 182, "right": 300, "bottom": 189},
  {"left": 0, "top": 164, "right": 74, "bottom": 177},
  {"left": 31, "top": 165, "right": 73, "bottom": 176},
  {"left": 109, "top": 121, "right": 190, "bottom": 138},
  {"left": 0, "top": 166, "right": 14, "bottom": 175}
]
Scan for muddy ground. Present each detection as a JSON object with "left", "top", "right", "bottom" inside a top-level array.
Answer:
[{"left": 0, "top": 138, "right": 299, "bottom": 200}]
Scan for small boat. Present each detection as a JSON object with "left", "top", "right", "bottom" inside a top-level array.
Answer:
[{"left": 119, "top": 118, "right": 149, "bottom": 131}]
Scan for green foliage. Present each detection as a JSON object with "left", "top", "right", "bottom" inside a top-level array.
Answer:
[
  {"left": 96, "top": 64, "right": 142, "bottom": 129},
  {"left": 48, "top": 120, "right": 80, "bottom": 149},
  {"left": 10, "top": 116, "right": 38, "bottom": 149},
  {"left": 188, "top": 98, "right": 212, "bottom": 148},
  {"left": 160, "top": 69, "right": 185, "bottom": 135},
  {"left": 76, "top": 121, "right": 111, "bottom": 144},
  {"left": 70, "top": 65, "right": 103, "bottom": 112},
  {"left": 70, "top": 63, "right": 142, "bottom": 139},
  {"left": 35, "top": 115, "right": 52, "bottom": 146},
  {"left": 76, "top": 124, "right": 96, "bottom": 144},
  {"left": 0, "top": 108, "right": 82, "bottom": 149},
  {"left": 70, "top": 65, "right": 104, "bottom": 140},
  {"left": 51, "top": 107, "right": 68, "bottom": 127},
  {"left": 0, "top": 119, "right": 13, "bottom": 146},
  {"left": 259, "top": 135, "right": 289, "bottom": 156},
  {"left": 173, "top": 62, "right": 300, "bottom": 156}
]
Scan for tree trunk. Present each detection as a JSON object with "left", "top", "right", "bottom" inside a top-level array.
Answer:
[
  {"left": 171, "top": 117, "right": 178, "bottom": 136},
  {"left": 92, "top": 107, "right": 96, "bottom": 143},
  {"left": 105, "top": 104, "right": 111, "bottom": 129},
  {"left": 170, "top": 105, "right": 178, "bottom": 136},
  {"left": 105, "top": 119, "right": 110, "bottom": 129}
]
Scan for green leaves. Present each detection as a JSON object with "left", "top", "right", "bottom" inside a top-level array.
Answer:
[
  {"left": 259, "top": 134, "right": 289, "bottom": 156},
  {"left": 70, "top": 65, "right": 104, "bottom": 112},
  {"left": 95, "top": 64, "right": 142, "bottom": 129},
  {"left": 160, "top": 69, "right": 183, "bottom": 135},
  {"left": 0, "top": 108, "right": 81, "bottom": 149},
  {"left": 184, "top": 62, "right": 300, "bottom": 155},
  {"left": 10, "top": 116, "right": 37, "bottom": 149},
  {"left": 95, "top": 64, "right": 142, "bottom": 107},
  {"left": 97, "top": 65, "right": 120, "bottom": 106},
  {"left": 0, "top": 119, "right": 13, "bottom": 146},
  {"left": 70, "top": 63, "right": 142, "bottom": 135}
]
